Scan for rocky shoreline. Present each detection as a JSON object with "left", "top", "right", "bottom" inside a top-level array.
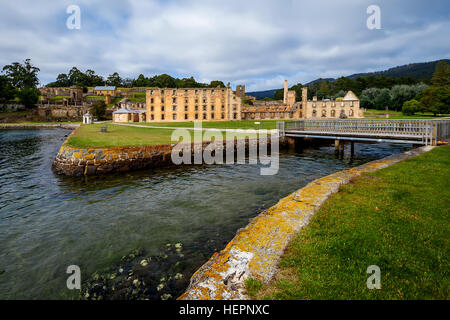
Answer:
[
  {"left": 52, "top": 132, "right": 278, "bottom": 176},
  {"left": 0, "top": 123, "right": 79, "bottom": 130}
]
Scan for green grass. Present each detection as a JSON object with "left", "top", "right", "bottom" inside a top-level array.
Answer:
[
  {"left": 48, "top": 95, "right": 71, "bottom": 101},
  {"left": 127, "top": 97, "right": 146, "bottom": 103},
  {"left": 136, "top": 120, "right": 281, "bottom": 130},
  {"left": 364, "top": 109, "right": 450, "bottom": 119},
  {"left": 66, "top": 123, "right": 270, "bottom": 148},
  {"left": 67, "top": 124, "right": 177, "bottom": 147},
  {"left": 107, "top": 97, "right": 122, "bottom": 108},
  {"left": 252, "top": 146, "right": 450, "bottom": 300},
  {"left": 85, "top": 95, "right": 106, "bottom": 100}
]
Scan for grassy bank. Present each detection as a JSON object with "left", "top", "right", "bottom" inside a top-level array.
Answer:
[
  {"left": 136, "top": 120, "right": 281, "bottom": 130},
  {"left": 250, "top": 146, "right": 449, "bottom": 300},
  {"left": 364, "top": 109, "right": 450, "bottom": 119},
  {"left": 67, "top": 123, "right": 271, "bottom": 148}
]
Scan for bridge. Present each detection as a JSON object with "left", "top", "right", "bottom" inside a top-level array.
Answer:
[{"left": 277, "top": 119, "right": 450, "bottom": 155}]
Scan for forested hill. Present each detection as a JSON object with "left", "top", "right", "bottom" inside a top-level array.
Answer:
[
  {"left": 347, "top": 59, "right": 450, "bottom": 80},
  {"left": 247, "top": 59, "right": 449, "bottom": 98}
]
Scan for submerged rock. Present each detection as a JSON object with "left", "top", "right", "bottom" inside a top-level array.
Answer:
[{"left": 80, "top": 245, "right": 192, "bottom": 301}]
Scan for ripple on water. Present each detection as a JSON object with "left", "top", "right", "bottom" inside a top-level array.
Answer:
[{"left": 0, "top": 129, "right": 411, "bottom": 299}]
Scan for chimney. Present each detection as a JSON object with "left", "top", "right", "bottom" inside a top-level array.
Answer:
[{"left": 283, "top": 80, "right": 288, "bottom": 104}]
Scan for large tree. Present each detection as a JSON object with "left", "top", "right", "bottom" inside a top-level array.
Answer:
[
  {"left": 0, "top": 75, "right": 16, "bottom": 103},
  {"left": 106, "top": 72, "right": 123, "bottom": 87},
  {"left": 431, "top": 60, "right": 450, "bottom": 87},
  {"left": 2, "top": 59, "right": 40, "bottom": 89}
]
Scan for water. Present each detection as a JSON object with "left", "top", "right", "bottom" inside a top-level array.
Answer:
[{"left": 0, "top": 129, "right": 410, "bottom": 299}]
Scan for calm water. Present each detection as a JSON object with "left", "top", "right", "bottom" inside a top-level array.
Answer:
[{"left": 0, "top": 129, "right": 410, "bottom": 299}]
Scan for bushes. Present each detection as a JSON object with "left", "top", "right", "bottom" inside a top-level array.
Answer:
[
  {"left": 401, "top": 99, "right": 424, "bottom": 116},
  {"left": 17, "top": 87, "right": 40, "bottom": 108},
  {"left": 90, "top": 101, "right": 107, "bottom": 120}
]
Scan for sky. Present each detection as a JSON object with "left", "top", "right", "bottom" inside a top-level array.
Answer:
[{"left": 0, "top": 0, "right": 449, "bottom": 91}]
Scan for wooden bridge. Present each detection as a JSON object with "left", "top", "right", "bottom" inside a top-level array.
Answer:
[{"left": 277, "top": 119, "right": 450, "bottom": 155}]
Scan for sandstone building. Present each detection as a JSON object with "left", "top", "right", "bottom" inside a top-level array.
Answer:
[
  {"left": 145, "top": 84, "right": 242, "bottom": 122},
  {"left": 109, "top": 80, "right": 363, "bottom": 123},
  {"left": 241, "top": 80, "right": 364, "bottom": 120}
]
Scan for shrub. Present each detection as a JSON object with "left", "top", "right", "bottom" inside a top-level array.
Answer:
[
  {"left": 90, "top": 100, "right": 107, "bottom": 120},
  {"left": 17, "top": 87, "right": 40, "bottom": 108},
  {"left": 402, "top": 99, "right": 423, "bottom": 116}
]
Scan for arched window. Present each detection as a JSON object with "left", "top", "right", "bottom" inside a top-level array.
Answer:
[
  {"left": 312, "top": 110, "right": 317, "bottom": 117},
  {"left": 349, "top": 109, "right": 354, "bottom": 116},
  {"left": 322, "top": 110, "right": 327, "bottom": 117},
  {"left": 331, "top": 110, "right": 335, "bottom": 117}
]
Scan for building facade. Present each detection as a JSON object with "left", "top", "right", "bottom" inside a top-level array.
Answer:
[
  {"left": 241, "top": 80, "right": 364, "bottom": 120},
  {"left": 93, "top": 86, "right": 117, "bottom": 96},
  {"left": 145, "top": 85, "right": 242, "bottom": 122}
]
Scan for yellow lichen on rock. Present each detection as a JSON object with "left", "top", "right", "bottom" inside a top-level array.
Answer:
[{"left": 180, "top": 146, "right": 435, "bottom": 300}]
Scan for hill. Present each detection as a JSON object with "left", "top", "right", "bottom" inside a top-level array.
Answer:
[{"left": 247, "top": 59, "right": 449, "bottom": 99}]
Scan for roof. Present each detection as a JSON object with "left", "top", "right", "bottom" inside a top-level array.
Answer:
[
  {"left": 112, "top": 108, "right": 146, "bottom": 114},
  {"left": 94, "top": 86, "right": 116, "bottom": 91},
  {"left": 343, "top": 90, "right": 359, "bottom": 101}
]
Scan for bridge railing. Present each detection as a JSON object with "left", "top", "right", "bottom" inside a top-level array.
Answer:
[{"left": 280, "top": 119, "right": 450, "bottom": 145}]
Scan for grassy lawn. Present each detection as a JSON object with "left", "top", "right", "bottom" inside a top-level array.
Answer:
[
  {"left": 137, "top": 120, "right": 281, "bottom": 130},
  {"left": 251, "top": 146, "right": 450, "bottom": 300},
  {"left": 66, "top": 123, "right": 271, "bottom": 148},
  {"left": 67, "top": 124, "right": 178, "bottom": 147},
  {"left": 364, "top": 109, "right": 450, "bottom": 119},
  {"left": 85, "top": 95, "right": 106, "bottom": 100}
]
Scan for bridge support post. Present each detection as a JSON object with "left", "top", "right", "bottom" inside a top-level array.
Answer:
[
  {"left": 340, "top": 141, "right": 345, "bottom": 159},
  {"left": 334, "top": 139, "right": 340, "bottom": 156},
  {"left": 350, "top": 142, "right": 354, "bottom": 157}
]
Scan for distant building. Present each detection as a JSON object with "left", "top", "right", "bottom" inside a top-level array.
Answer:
[
  {"left": 241, "top": 80, "right": 364, "bottom": 120},
  {"left": 112, "top": 107, "right": 146, "bottom": 123},
  {"left": 39, "top": 87, "right": 83, "bottom": 102},
  {"left": 145, "top": 84, "right": 242, "bottom": 122},
  {"left": 94, "top": 86, "right": 117, "bottom": 96}
]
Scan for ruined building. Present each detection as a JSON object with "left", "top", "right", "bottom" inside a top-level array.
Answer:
[
  {"left": 241, "top": 80, "right": 364, "bottom": 120},
  {"left": 145, "top": 84, "right": 242, "bottom": 122}
]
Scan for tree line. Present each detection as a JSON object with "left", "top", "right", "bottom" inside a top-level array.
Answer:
[
  {"left": 272, "top": 60, "right": 449, "bottom": 115},
  {"left": 46, "top": 67, "right": 226, "bottom": 89}
]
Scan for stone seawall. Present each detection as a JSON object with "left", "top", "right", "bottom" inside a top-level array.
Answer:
[
  {"left": 179, "top": 146, "right": 435, "bottom": 300},
  {"left": 0, "top": 123, "right": 79, "bottom": 130},
  {"left": 53, "top": 134, "right": 278, "bottom": 176}
]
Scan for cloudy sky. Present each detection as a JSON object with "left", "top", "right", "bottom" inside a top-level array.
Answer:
[{"left": 0, "top": 0, "right": 449, "bottom": 91}]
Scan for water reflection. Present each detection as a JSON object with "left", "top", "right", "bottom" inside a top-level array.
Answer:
[{"left": 0, "top": 129, "right": 410, "bottom": 299}]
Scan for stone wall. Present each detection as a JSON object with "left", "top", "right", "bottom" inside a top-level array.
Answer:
[
  {"left": 38, "top": 105, "right": 90, "bottom": 121},
  {"left": 53, "top": 133, "right": 278, "bottom": 176},
  {"left": 179, "top": 145, "right": 435, "bottom": 300}
]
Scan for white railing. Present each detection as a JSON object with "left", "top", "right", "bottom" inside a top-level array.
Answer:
[{"left": 280, "top": 119, "right": 450, "bottom": 145}]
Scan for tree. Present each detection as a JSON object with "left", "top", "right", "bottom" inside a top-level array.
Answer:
[
  {"left": 402, "top": 99, "right": 423, "bottom": 116},
  {"left": 90, "top": 100, "right": 107, "bottom": 120},
  {"left": 431, "top": 60, "right": 450, "bottom": 87},
  {"left": 17, "top": 87, "right": 40, "bottom": 108},
  {"left": 209, "top": 80, "right": 225, "bottom": 88},
  {"left": 360, "top": 87, "right": 381, "bottom": 109},
  {"left": 374, "top": 88, "right": 392, "bottom": 110},
  {"left": 420, "top": 60, "right": 450, "bottom": 115},
  {"left": 420, "top": 86, "right": 450, "bottom": 115},
  {"left": 2, "top": 59, "right": 40, "bottom": 89},
  {"left": 106, "top": 72, "right": 123, "bottom": 87},
  {"left": 0, "top": 75, "right": 16, "bottom": 103},
  {"left": 155, "top": 74, "right": 177, "bottom": 88},
  {"left": 68, "top": 67, "right": 85, "bottom": 87}
]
